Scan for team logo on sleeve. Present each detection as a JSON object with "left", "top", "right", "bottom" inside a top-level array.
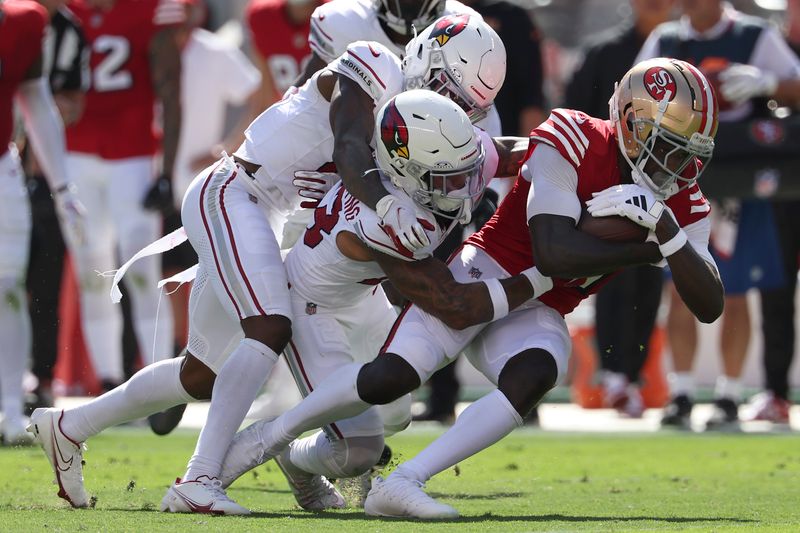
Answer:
[
  {"left": 430, "top": 14, "right": 470, "bottom": 46},
  {"left": 643, "top": 67, "right": 677, "bottom": 101},
  {"left": 380, "top": 101, "right": 410, "bottom": 159}
]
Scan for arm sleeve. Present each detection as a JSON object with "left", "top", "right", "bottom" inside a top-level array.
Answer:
[
  {"left": 682, "top": 216, "right": 719, "bottom": 275},
  {"left": 523, "top": 144, "right": 581, "bottom": 223},
  {"left": 17, "top": 77, "right": 70, "bottom": 190},
  {"left": 750, "top": 25, "right": 800, "bottom": 79}
]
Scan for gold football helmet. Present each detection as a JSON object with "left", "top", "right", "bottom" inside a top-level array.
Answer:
[{"left": 610, "top": 57, "right": 718, "bottom": 199}]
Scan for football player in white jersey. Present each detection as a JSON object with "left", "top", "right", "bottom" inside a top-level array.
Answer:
[
  {"left": 28, "top": 19, "right": 510, "bottom": 514},
  {"left": 300, "top": 2, "right": 503, "bottom": 135},
  {"left": 208, "top": 90, "right": 552, "bottom": 513}
]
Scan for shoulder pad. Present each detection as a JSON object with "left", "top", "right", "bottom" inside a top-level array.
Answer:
[
  {"left": 334, "top": 41, "right": 403, "bottom": 109},
  {"left": 350, "top": 192, "right": 440, "bottom": 261},
  {"left": 309, "top": 0, "right": 372, "bottom": 62},
  {"left": 529, "top": 109, "right": 610, "bottom": 169}
]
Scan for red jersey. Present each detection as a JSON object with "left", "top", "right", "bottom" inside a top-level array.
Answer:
[
  {"left": 467, "top": 109, "right": 711, "bottom": 316},
  {"left": 66, "top": 0, "right": 184, "bottom": 159},
  {"left": 246, "top": 0, "right": 322, "bottom": 94},
  {"left": 0, "top": 0, "right": 48, "bottom": 151}
]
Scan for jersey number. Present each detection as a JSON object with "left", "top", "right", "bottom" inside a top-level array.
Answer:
[
  {"left": 304, "top": 186, "right": 344, "bottom": 248},
  {"left": 93, "top": 36, "right": 132, "bottom": 92}
]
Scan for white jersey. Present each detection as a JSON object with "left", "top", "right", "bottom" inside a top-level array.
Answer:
[
  {"left": 285, "top": 128, "right": 499, "bottom": 308},
  {"left": 309, "top": 0, "right": 481, "bottom": 62},
  {"left": 233, "top": 40, "right": 403, "bottom": 217}
]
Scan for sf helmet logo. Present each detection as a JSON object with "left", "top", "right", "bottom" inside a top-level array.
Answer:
[
  {"left": 381, "top": 101, "right": 410, "bottom": 159},
  {"left": 643, "top": 66, "right": 677, "bottom": 101},
  {"left": 430, "top": 14, "right": 470, "bottom": 46}
]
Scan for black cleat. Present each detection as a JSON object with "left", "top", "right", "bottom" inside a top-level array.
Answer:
[
  {"left": 148, "top": 403, "right": 188, "bottom": 436},
  {"left": 704, "top": 398, "right": 740, "bottom": 432},
  {"left": 661, "top": 394, "right": 693, "bottom": 429}
]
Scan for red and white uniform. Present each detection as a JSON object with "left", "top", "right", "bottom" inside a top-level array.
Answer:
[
  {"left": 383, "top": 109, "right": 716, "bottom": 387},
  {"left": 63, "top": 0, "right": 185, "bottom": 382},
  {"left": 67, "top": 0, "right": 184, "bottom": 158},
  {"left": 282, "top": 140, "right": 498, "bottom": 438},
  {"left": 180, "top": 40, "right": 404, "bottom": 372},
  {"left": 0, "top": 0, "right": 47, "bottom": 279},
  {"left": 246, "top": 0, "right": 321, "bottom": 95}
]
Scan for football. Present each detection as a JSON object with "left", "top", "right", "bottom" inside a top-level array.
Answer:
[{"left": 577, "top": 211, "right": 649, "bottom": 242}]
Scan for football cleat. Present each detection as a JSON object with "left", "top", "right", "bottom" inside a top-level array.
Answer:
[
  {"left": 743, "top": 392, "right": 790, "bottom": 424},
  {"left": 4, "top": 416, "right": 35, "bottom": 446},
  {"left": 219, "top": 419, "right": 281, "bottom": 488},
  {"left": 364, "top": 474, "right": 458, "bottom": 519},
  {"left": 660, "top": 394, "right": 693, "bottom": 430},
  {"left": 704, "top": 398, "right": 740, "bottom": 432},
  {"left": 160, "top": 476, "right": 250, "bottom": 515},
  {"left": 27, "top": 408, "right": 89, "bottom": 508},
  {"left": 274, "top": 447, "right": 346, "bottom": 511}
]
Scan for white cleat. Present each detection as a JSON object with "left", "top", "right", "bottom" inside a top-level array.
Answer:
[
  {"left": 27, "top": 408, "right": 88, "bottom": 508},
  {"left": 274, "top": 447, "right": 346, "bottom": 511},
  {"left": 219, "top": 419, "right": 282, "bottom": 488},
  {"left": 4, "top": 416, "right": 35, "bottom": 446},
  {"left": 364, "top": 473, "right": 459, "bottom": 519},
  {"left": 160, "top": 476, "right": 250, "bottom": 515}
]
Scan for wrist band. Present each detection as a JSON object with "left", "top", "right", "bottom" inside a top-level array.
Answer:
[
  {"left": 520, "top": 266, "right": 554, "bottom": 298},
  {"left": 484, "top": 278, "right": 509, "bottom": 321},
  {"left": 658, "top": 229, "right": 688, "bottom": 258}
]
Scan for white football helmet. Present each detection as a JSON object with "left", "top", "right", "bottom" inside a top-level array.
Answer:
[
  {"left": 403, "top": 14, "right": 506, "bottom": 123},
  {"left": 375, "top": 90, "right": 486, "bottom": 224},
  {"left": 375, "top": 0, "right": 445, "bottom": 36}
]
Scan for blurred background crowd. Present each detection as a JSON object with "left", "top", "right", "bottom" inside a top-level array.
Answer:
[{"left": 11, "top": 0, "right": 800, "bottom": 437}]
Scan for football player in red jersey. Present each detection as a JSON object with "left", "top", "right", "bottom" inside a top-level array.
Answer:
[
  {"left": 0, "top": 0, "right": 84, "bottom": 445},
  {"left": 246, "top": 0, "right": 323, "bottom": 109},
  {"left": 219, "top": 58, "right": 724, "bottom": 519},
  {"left": 63, "top": 0, "right": 183, "bottom": 389}
]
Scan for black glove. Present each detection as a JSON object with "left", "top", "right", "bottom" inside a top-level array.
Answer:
[
  {"left": 471, "top": 188, "right": 499, "bottom": 229},
  {"left": 143, "top": 173, "right": 175, "bottom": 214}
]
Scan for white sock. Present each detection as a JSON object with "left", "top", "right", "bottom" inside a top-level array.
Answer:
[
  {"left": 714, "top": 375, "right": 742, "bottom": 401},
  {"left": 396, "top": 390, "right": 522, "bottom": 483},
  {"left": 60, "top": 357, "right": 193, "bottom": 442},
  {"left": 267, "top": 363, "right": 370, "bottom": 450},
  {"left": 668, "top": 372, "right": 695, "bottom": 398},
  {"left": 0, "top": 281, "right": 30, "bottom": 425},
  {"left": 184, "top": 338, "right": 277, "bottom": 481},
  {"left": 80, "top": 288, "right": 124, "bottom": 383},
  {"left": 287, "top": 431, "right": 383, "bottom": 479},
  {"left": 129, "top": 284, "right": 174, "bottom": 364}
]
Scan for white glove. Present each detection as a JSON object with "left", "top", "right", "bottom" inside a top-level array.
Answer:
[
  {"left": 375, "top": 194, "right": 430, "bottom": 252},
  {"left": 586, "top": 184, "right": 666, "bottom": 231},
  {"left": 53, "top": 184, "right": 87, "bottom": 247},
  {"left": 292, "top": 170, "right": 340, "bottom": 209},
  {"left": 719, "top": 64, "right": 778, "bottom": 104}
]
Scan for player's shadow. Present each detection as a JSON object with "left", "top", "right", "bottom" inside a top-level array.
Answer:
[
  {"left": 428, "top": 490, "right": 527, "bottom": 500},
  {"left": 239, "top": 511, "right": 757, "bottom": 524}
]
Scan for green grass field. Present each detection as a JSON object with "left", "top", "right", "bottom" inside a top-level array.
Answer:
[{"left": 1, "top": 427, "right": 799, "bottom": 532}]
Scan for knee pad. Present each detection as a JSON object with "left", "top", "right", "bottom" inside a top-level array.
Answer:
[
  {"left": 328, "top": 435, "right": 384, "bottom": 478},
  {"left": 378, "top": 394, "right": 412, "bottom": 437}
]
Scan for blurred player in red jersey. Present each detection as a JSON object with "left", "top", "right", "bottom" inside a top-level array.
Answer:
[
  {"left": 0, "top": 0, "right": 84, "bottom": 444},
  {"left": 64, "top": 0, "right": 184, "bottom": 389},
  {"left": 220, "top": 58, "right": 725, "bottom": 519},
  {"left": 246, "top": 0, "right": 322, "bottom": 109}
]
